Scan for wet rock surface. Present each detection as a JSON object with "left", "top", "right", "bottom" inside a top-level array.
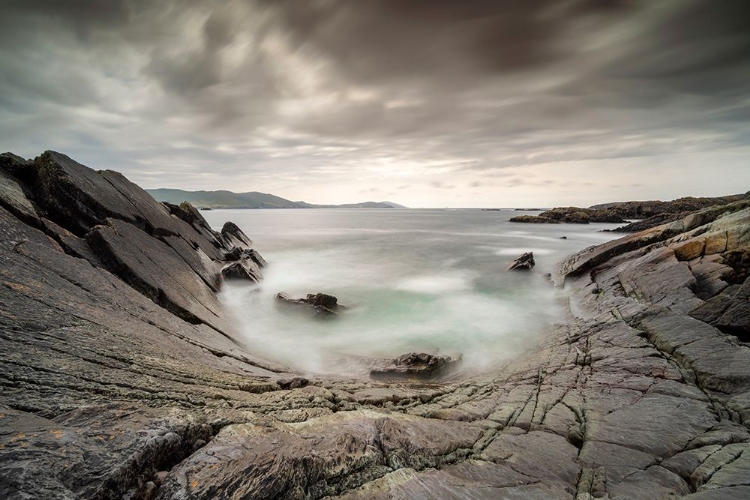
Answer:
[
  {"left": 508, "top": 251, "right": 535, "bottom": 270},
  {"left": 2, "top": 152, "right": 750, "bottom": 499},
  {"left": 275, "top": 292, "right": 342, "bottom": 316}
]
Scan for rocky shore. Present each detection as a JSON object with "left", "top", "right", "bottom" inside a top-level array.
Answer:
[
  {"left": 1, "top": 152, "right": 750, "bottom": 499},
  {"left": 510, "top": 194, "right": 749, "bottom": 229}
]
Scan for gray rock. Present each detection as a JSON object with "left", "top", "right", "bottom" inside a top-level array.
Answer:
[
  {"left": 275, "top": 291, "right": 341, "bottom": 316},
  {"left": 508, "top": 251, "right": 535, "bottom": 270},
  {"left": 370, "top": 352, "right": 460, "bottom": 381},
  {"left": 3, "top": 150, "right": 750, "bottom": 499}
]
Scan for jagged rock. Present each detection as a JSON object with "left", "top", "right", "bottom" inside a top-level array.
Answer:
[
  {"left": 221, "top": 260, "right": 263, "bottom": 282},
  {"left": 275, "top": 292, "right": 340, "bottom": 316},
  {"left": 87, "top": 218, "right": 231, "bottom": 332},
  {"left": 508, "top": 251, "right": 535, "bottom": 270},
  {"left": 222, "top": 221, "right": 252, "bottom": 247},
  {"left": 305, "top": 292, "right": 338, "bottom": 309},
  {"left": 0, "top": 167, "right": 40, "bottom": 227},
  {"left": 41, "top": 217, "right": 103, "bottom": 265},
  {"left": 224, "top": 247, "right": 267, "bottom": 267},
  {"left": 370, "top": 352, "right": 459, "bottom": 381}
]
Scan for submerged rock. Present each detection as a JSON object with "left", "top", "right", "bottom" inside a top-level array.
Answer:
[
  {"left": 370, "top": 352, "right": 460, "bottom": 381},
  {"left": 509, "top": 215, "right": 560, "bottom": 224},
  {"left": 508, "top": 252, "right": 535, "bottom": 270},
  {"left": 275, "top": 292, "right": 341, "bottom": 316}
]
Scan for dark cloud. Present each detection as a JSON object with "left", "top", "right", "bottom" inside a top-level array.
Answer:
[{"left": 0, "top": 1, "right": 749, "bottom": 206}]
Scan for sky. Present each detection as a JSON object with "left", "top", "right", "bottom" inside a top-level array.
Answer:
[{"left": 1, "top": 0, "right": 749, "bottom": 208}]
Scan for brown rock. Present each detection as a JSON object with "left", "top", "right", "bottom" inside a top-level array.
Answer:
[
  {"left": 704, "top": 231, "right": 728, "bottom": 255},
  {"left": 673, "top": 238, "right": 705, "bottom": 261}
]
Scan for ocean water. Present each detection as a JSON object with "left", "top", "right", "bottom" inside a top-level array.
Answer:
[{"left": 202, "top": 209, "right": 621, "bottom": 375}]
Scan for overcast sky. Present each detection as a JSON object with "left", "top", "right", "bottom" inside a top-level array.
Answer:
[{"left": 1, "top": 0, "right": 749, "bottom": 207}]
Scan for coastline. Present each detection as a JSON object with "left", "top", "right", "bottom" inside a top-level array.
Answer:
[{"left": 1, "top": 152, "right": 749, "bottom": 499}]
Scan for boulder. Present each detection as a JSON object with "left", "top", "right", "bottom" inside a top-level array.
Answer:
[
  {"left": 275, "top": 292, "right": 341, "bottom": 317},
  {"left": 509, "top": 252, "right": 535, "bottom": 270},
  {"left": 305, "top": 292, "right": 338, "bottom": 309},
  {"left": 370, "top": 352, "right": 460, "bottom": 381}
]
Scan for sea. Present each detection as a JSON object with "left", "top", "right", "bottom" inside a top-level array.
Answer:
[{"left": 202, "top": 209, "right": 622, "bottom": 375}]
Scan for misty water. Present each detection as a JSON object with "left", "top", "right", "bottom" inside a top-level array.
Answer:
[{"left": 203, "top": 209, "right": 621, "bottom": 376}]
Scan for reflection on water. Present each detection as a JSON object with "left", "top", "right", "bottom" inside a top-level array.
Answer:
[{"left": 203, "top": 209, "right": 620, "bottom": 375}]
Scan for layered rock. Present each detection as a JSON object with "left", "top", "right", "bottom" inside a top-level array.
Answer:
[{"left": 2, "top": 152, "right": 750, "bottom": 499}]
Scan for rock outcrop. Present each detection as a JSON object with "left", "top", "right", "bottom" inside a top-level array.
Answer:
[
  {"left": 275, "top": 292, "right": 342, "bottom": 316},
  {"left": 591, "top": 193, "right": 749, "bottom": 218},
  {"left": 508, "top": 251, "right": 535, "bottom": 270},
  {"left": 512, "top": 194, "right": 750, "bottom": 226},
  {"left": 370, "top": 353, "right": 460, "bottom": 381},
  {"left": 510, "top": 207, "right": 625, "bottom": 224},
  {"left": 2, "top": 151, "right": 750, "bottom": 499}
]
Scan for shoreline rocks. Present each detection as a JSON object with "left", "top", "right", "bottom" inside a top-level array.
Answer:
[
  {"left": 510, "top": 206, "right": 625, "bottom": 224},
  {"left": 2, "top": 150, "right": 750, "bottom": 499},
  {"left": 511, "top": 194, "right": 749, "bottom": 226}
]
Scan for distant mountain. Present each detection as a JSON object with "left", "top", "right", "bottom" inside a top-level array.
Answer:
[{"left": 146, "top": 188, "right": 406, "bottom": 209}]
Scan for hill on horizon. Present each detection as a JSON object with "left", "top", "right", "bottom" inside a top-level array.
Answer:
[{"left": 146, "top": 188, "right": 406, "bottom": 209}]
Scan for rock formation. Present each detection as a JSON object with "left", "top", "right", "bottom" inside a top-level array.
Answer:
[
  {"left": 370, "top": 353, "right": 460, "bottom": 381},
  {"left": 510, "top": 207, "right": 625, "bottom": 224},
  {"left": 511, "top": 194, "right": 749, "bottom": 226},
  {"left": 2, "top": 151, "right": 750, "bottom": 499},
  {"left": 276, "top": 292, "right": 341, "bottom": 316},
  {"left": 590, "top": 194, "right": 749, "bottom": 218},
  {"left": 508, "top": 252, "right": 536, "bottom": 270}
]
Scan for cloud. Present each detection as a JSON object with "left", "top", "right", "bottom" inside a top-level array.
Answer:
[{"left": 0, "top": 0, "right": 749, "bottom": 206}]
